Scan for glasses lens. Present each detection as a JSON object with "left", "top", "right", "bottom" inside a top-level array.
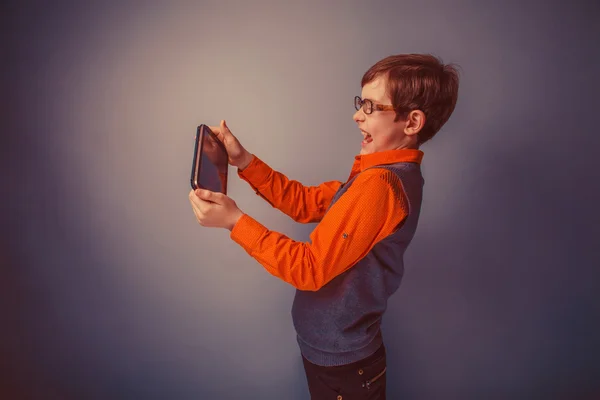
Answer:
[
  {"left": 354, "top": 96, "right": 361, "bottom": 111},
  {"left": 364, "top": 99, "right": 372, "bottom": 114}
]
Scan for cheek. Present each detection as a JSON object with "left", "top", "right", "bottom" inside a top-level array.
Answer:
[
  {"left": 370, "top": 124, "right": 392, "bottom": 141},
  {"left": 371, "top": 117, "right": 402, "bottom": 141}
]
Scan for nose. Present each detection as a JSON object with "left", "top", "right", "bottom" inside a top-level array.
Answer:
[{"left": 353, "top": 108, "right": 365, "bottom": 123}]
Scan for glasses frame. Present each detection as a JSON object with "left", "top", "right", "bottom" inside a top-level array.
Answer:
[{"left": 354, "top": 96, "right": 395, "bottom": 115}]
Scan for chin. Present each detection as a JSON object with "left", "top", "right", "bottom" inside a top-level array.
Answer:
[{"left": 360, "top": 144, "right": 375, "bottom": 155}]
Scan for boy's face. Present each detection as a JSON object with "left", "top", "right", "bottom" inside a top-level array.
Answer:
[{"left": 353, "top": 76, "right": 409, "bottom": 155}]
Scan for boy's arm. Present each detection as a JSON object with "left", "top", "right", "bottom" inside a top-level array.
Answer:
[
  {"left": 237, "top": 154, "right": 342, "bottom": 224},
  {"left": 230, "top": 168, "right": 408, "bottom": 291}
]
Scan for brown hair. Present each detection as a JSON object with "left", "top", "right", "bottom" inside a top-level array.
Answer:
[{"left": 361, "top": 54, "right": 460, "bottom": 145}]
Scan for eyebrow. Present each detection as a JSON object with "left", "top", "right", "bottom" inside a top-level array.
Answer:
[{"left": 362, "top": 96, "right": 385, "bottom": 103}]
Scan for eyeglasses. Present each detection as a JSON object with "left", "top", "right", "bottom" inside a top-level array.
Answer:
[{"left": 354, "top": 96, "right": 395, "bottom": 115}]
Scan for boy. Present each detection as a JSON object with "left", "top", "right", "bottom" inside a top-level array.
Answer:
[{"left": 189, "top": 53, "right": 459, "bottom": 399}]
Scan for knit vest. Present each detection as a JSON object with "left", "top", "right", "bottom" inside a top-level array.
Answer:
[{"left": 291, "top": 161, "right": 424, "bottom": 366}]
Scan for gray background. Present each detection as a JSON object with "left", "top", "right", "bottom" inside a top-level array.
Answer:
[{"left": 3, "top": 0, "right": 600, "bottom": 399}]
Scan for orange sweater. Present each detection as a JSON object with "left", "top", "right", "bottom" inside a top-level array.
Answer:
[{"left": 230, "top": 149, "right": 424, "bottom": 291}]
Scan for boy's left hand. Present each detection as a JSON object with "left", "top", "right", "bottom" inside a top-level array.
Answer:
[{"left": 189, "top": 189, "right": 244, "bottom": 231}]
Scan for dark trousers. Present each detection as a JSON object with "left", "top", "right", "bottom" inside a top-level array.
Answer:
[{"left": 302, "top": 344, "right": 387, "bottom": 400}]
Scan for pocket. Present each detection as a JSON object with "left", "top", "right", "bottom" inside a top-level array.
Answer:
[
  {"left": 361, "top": 366, "right": 386, "bottom": 390},
  {"left": 357, "top": 349, "right": 387, "bottom": 391}
]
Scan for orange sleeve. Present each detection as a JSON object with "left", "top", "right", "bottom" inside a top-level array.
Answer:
[
  {"left": 230, "top": 168, "right": 408, "bottom": 291},
  {"left": 237, "top": 154, "right": 342, "bottom": 223}
]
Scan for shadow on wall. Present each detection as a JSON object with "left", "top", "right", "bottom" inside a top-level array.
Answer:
[{"left": 381, "top": 116, "right": 600, "bottom": 398}]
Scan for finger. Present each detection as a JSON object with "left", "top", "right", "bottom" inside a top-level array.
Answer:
[
  {"left": 190, "top": 201, "right": 203, "bottom": 224},
  {"left": 189, "top": 189, "right": 198, "bottom": 203},
  {"left": 197, "top": 188, "right": 226, "bottom": 205},
  {"left": 189, "top": 195, "right": 204, "bottom": 224},
  {"left": 208, "top": 125, "right": 225, "bottom": 142},
  {"left": 189, "top": 191, "right": 202, "bottom": 211},
  {"left": 221, "top": 119, "right": 234, "bottom": 138},
  {"left": 190, "top": 190, "right": 211, "bottom": 211},
  {"left": 189, "top": 189, "right": 205, "bottom": 205},
  {"left": 195, "top": 188, "right": 215, "bottom": 203}
]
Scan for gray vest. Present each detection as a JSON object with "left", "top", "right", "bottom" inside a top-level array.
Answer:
[{"left": 291, "top": 161, "right": 424, "bottom": 366}]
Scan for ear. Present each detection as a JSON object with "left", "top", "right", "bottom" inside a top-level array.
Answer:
[{"left": 403, "top": 110, "right": 426, "bottom": 137}]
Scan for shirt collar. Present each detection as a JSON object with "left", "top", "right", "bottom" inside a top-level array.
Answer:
[
  {"left": 346, "top": 149, "right": 424, "bottom": 182},
  {"left": 356, "top": 149, "right": 423, "bottom": 170}
]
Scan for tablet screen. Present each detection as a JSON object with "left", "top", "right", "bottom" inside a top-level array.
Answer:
[{"left": 191, "top": 125, "right": 228, "bottom": 194}]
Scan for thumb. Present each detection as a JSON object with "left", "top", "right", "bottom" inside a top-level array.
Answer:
[
  {"left": 196, "top": 188, "right": 224, "bottom": 204},
  {"left": 195, "top": 188, "right": 213, "bottom": 201},
  {"left": 221, "top": 120, "right": 233, "bottom": 138}
]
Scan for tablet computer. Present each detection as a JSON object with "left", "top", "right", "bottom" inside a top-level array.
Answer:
[{"left": 190, "top": 124, "right": 228, "bottom": 194}]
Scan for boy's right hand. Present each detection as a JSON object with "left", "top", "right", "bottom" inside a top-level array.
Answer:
[{"left": 209, "top": 120, "right": 254, "bottom": 171}]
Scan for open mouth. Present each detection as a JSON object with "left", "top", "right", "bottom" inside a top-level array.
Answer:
[{"left": 361, "top": 132, "right": 373, "bottom": 145}]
